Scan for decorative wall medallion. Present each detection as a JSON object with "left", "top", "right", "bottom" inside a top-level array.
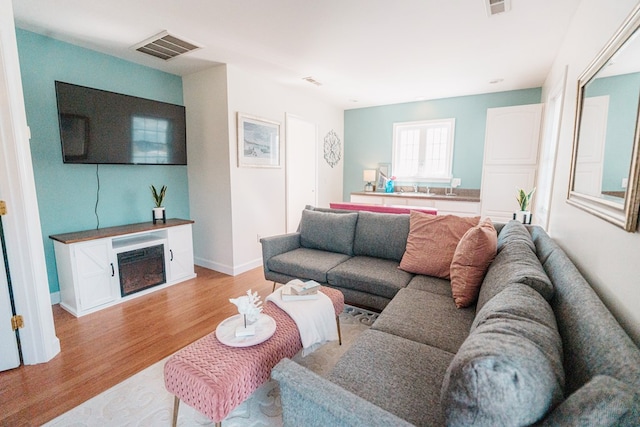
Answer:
[{"left": 323, "top": 130, "right": 341, "bottom": 168}]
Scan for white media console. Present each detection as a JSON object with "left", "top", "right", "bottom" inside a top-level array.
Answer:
[{"left": 50, "top": 219, "right": 196, "bottom": 317}]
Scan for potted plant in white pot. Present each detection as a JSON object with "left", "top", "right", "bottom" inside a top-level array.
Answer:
[
  {"left": 514, "top": 187, "right": 535, "bottom": 224},
  {"left": 151, "top": 184, "right": 167, "bottom": 224}
]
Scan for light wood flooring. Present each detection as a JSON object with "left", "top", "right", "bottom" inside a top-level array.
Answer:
[{"left": 0, "top": 265, "right": 273, "bottom": 426}]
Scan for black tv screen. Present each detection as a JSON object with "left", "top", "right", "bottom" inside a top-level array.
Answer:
[{"left": 55, "top": 81, "right": 187, "bottom": 165}]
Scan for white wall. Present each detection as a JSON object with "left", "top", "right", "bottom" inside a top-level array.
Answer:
[
  {"left": 543, "top": 0, "right": 640, "bottom": 346},
  {"left": 185, "top": 64, "right": 343, "bottom": 276},
  {"left": 184, "top": 65, "right": 234, "bottom": 273},
  {"left": 226, "top": 65, "right": 344, "bottom": 274}
]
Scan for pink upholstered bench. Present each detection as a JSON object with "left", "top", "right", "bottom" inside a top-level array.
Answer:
[{"left": 164, "top": 286, "right": 344, "bottom": 426}]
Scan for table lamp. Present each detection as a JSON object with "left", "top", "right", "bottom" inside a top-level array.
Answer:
[{"left": 363, "top": 170, "right": 376, "bottom": 192}]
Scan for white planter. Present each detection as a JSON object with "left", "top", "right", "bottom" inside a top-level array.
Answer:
[
  {"left": 513, "top": 210, "right": 531, "bottom": 224},
  {"left": 153, "top": 207, "right": 166, "bottom": 223}
]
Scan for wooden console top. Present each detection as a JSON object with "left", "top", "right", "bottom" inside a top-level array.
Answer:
[{"left": 49, "top": 218, "right": 194, "bottom": 244}]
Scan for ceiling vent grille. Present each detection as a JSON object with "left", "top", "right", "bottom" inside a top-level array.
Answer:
[
  {"left": 132, "top": 31, "right": 202, "bottom": 61},
  {"left": 485, "top": 0, "right": 511, "bottom": 17}
]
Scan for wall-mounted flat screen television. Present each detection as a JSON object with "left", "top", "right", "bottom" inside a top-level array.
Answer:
[{"left": 55, "top": 81, "right": 187, "bottom": 165}]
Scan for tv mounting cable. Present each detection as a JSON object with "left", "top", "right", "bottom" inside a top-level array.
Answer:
[{"left": 95, "top": 164, "right": 100, "bottom": 229}]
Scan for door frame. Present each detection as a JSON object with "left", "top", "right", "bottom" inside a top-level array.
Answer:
[{"left": 0, "top": 2, "right": 59, "bottom": 364}]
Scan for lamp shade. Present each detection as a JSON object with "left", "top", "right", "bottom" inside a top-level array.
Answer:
[{"left": 363, "top": 169, "right": 376, "bottom": 182}]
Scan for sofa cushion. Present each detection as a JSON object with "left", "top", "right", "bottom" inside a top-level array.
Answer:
[
  {"left": 329, "top": 329, "right": 453, "bottom": 426},
  {"left": 352, "top": 211, "right": 410, "bottom": 261},
  {"left": 372, "top": 288, "right": 474, "bottom": 354},
  {"left": 450, "top": 218, "right": 497, "bottom": 308},
  {"left": 539, "top": 375, "right": 639, "bottom": 427},
  {"left": 399, "top": 212, "right": 479, "bottom": 279},
  {"left": 299, "top": 209, "right": 358, "bottom": 256},
  {"left": 407, "top": 275, "right": 452, "bottom": 297},
  {"left": 497, "top": 219, "right": 536, "bottom": 252},
  {"left": 442, "top": 284, "right": 564, "bottom": 427},
  {"left": 267, "top": 248, "right": 351, "bottom": 283},
  {"left": 327, "top": 256, "right": 412, "bottom": 300},
  {"left": 477, "top": 239, "right": 553, "bottom": 312}
]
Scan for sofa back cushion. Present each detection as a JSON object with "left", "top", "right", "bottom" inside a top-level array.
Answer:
[
  {"left": 497, "top": 219, "right": 536, "bottom": 252},
  {"left": 299, "top": 209, "right": 358, "bottom": 256},
  {"left": 532, "top": 229, "right": 640, "bottom": 397},
  {"left": 476, "top": 221, "right": 553, "bottom": 312},
  {"left": 450, "top": 218, "right": 498, "bottom": 308},
  {"left": 442, "top": 284, "right": 565, "bottom": 426},
  {"left": 539, "top": 375, "right": 640, "bottom": 426},
  {"left": 399, "top": 212, "right": 479, "bottom": 279},
  {"left": 352, "top": 211, "right": 410, "bottom": 261}
]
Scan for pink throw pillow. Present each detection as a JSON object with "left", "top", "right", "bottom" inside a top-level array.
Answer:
[
  {"left": 399, "top": 212, "right": 479, "bottom": 279},
  {"left": 450, "top": 218, "right": 498, "bottom": 308}
]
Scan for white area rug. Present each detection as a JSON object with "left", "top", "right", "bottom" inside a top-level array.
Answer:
[{"left": 44, "top": 306, "right": 378, "bottom": 427}]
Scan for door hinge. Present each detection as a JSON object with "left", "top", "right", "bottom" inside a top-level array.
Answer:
[
  {"left": 11, "top": 315, "right": 24, "bottom": 331},
  {"left": 0, "top": 200, "right": 6, "bottom": 216}
]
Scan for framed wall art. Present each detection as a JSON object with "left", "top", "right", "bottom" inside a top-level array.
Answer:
[{"left": 237, "top": 113, "right": 281, "bottom": 168}]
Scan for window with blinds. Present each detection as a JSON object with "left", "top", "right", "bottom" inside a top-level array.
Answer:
[{"left": 392, "top": 119, "right": 455, "bottom": 182}]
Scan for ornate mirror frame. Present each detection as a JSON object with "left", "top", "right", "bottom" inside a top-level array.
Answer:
[{"left": 568, "top": 4, "right": 640, "bottom": 232}]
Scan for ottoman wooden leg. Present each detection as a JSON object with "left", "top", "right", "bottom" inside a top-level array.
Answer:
[
  {"left": 172, "top": 396, "right": 180, "bottom": 427},
  {"left": 336, "top": 315, "right": 342, "bottom": 346}
]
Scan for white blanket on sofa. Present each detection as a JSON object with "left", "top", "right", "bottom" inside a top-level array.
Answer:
[{"left": 266, "top": 283, "right": 338, "bottom": 355}]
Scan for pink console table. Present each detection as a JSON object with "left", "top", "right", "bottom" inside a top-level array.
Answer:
[{"left": 329, "top": 202, "right": 437, "bottom": 215}]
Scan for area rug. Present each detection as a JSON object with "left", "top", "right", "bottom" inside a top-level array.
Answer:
[{"left": 44, "top": 305, "right": 378, "bottom": 427}]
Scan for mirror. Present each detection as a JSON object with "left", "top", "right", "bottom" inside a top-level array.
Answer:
[{"left": 569, "top": 4, "right": 640, "bottom": 231}]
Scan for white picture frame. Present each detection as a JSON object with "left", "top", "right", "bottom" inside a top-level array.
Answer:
[{"left": 237, "top": 113, "right": 281, "bottom": 168}]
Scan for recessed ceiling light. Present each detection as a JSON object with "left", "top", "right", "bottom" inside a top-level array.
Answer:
[{"left": 302, "top": 76, "right": 322, "bottom": 86}]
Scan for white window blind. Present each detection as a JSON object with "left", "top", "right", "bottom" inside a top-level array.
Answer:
[{"left": 392, "top": 119, "right": 455, "bottom": 182}]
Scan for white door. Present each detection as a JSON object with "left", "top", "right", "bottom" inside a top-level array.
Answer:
[
  {"left": 167, "top": 225, "right": 194, "bottom": 282},
  {"left": 480, "top": 104, "right": 543, "bottom": 222},
  {"left": 285, "top": 114, "right": 317, "bottom": 233},
  {"left": 0, "top": 220, "right": 20, "bottom": 371},
  {"left": 573, "top": 96, "right": 609, "bottom": 195},
  {"left": 75, "top": 240, "right": 117, "bottom": 311}
]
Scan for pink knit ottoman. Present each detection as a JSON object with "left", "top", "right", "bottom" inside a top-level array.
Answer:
[{"left": 164, "top": 286, "right": 344, "bottom": 426}]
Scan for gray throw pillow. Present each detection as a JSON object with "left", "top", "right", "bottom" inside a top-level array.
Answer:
[
  {"left": 442, "top": 284, "right": 564, "bottom": 427},
  {"left": 539, "top": 375, "right": 639, "bottom": 426},
  {"left": 299, "top": 209, "right": 358, "bottom": 256}
]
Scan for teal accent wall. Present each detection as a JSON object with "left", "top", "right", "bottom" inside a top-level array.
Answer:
[
  {"left": 16, "top": 29, "right": 189, "bottom": 294},
  {"left": 584, "top": 72, "right": 640, "bottom": 191},
  {"left": 343, "top": 88, "right": 542, "bottom": 199}
]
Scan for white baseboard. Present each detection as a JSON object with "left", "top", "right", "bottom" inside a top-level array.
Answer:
[{"left": 194, "top": 257, "right": 263, "bottom": 276}]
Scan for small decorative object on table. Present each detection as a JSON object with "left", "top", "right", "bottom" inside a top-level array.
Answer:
[
  {"left": 385, "top": 175, "right": 396, "bottom": 193},
  {"left": 514, "top": 187, "right": 535, "bottom": 224},
  {"left": 229, "top": 289, "right": 263, "bottom": 337},
  {"left": 281, "top": 279, "right": 321, "bottom": 301},
  {"left": 151, "top": 184, "right": 167, "bottom": 224}
]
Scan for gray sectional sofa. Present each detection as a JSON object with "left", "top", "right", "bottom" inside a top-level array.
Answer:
[{"left": 261, "top": 207, "right": 640, "bottom": 426}]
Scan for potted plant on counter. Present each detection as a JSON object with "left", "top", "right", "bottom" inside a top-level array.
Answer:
[
  {"left": 514, "top": 187, "right": 535, "bottom": 224},
  {"left": 151, "top": 184, "right": 167, "bottom": 224}
]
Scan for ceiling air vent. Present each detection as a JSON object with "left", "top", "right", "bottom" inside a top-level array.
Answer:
[
  {"left": 132, "top": 31, "right": 202, "bottom": 61},
  {"left": 485, "top": 0, "right": 511, "bottom": 17}
]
